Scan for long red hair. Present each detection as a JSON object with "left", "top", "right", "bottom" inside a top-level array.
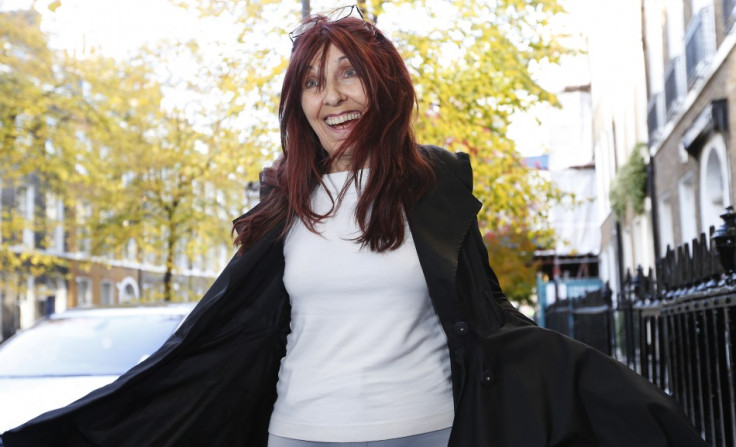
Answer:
[{"left": 233, "top": 15, "right": 434, "bottom": 253}]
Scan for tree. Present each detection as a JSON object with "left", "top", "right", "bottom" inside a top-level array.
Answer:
[
  {"left": 1, "top": 8, "right": 253, "bottom": 303},
  {"left": 174, "top": 0, "right": 567, "bottom": 303},
  {"left": 484, "top": 228, "right": 539, "bottom": 306},
  {"left": 71, "top": 47, "right": 250, "bottom": 302},
  {"left": 0, "top": 9, "right": 79, "bottom": 312},
  {"left": 370, "top": 0, "right": 565, "bottom": 286},
  {"left": 609, "top": 143, "right": 647, "bottom": 221},
  {"left": 5, "top": 0, "right": 567, "bottom": 305}
]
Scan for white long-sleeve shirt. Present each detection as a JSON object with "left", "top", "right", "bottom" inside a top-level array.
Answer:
[{"left": 268, "top": 170, "right": 454, "bottom": 442}]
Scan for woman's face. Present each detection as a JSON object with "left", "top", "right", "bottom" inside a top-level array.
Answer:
[{"left": 301, "top": 44, "right": 367, "bottom": 172}]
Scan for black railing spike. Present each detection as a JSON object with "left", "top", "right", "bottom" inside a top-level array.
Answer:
[
  {"left": 678, "top": 244, "right": 684, "bottom": 286},
  {"left": 699, "top": 232, "right": 712, "bottom": 280},
  {"left": 647, "top": 267, "right": 655, "bottom": 298},
  {"left": 685, "top": 241, "right": 694, "bottom": 288},
  {"left": 707, "top": 226, "right": 718, "bottom": 279},
  {"left": 664, "top": 246, "right": 674, "bottom": 292},
  {"left": 699, "top": 236, "right": 706, "bottom": 280}
]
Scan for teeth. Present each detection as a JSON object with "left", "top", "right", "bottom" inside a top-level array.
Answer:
[{"left": 326, "top": 112, "right": 361, "bottom": 126}]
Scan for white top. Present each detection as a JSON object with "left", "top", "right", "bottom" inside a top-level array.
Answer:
[{"left": 268, "top": 170, "right": 454, "bottom": 442}]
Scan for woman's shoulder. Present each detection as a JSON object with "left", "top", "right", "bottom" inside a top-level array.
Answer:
[
  {"left": 419, "top": 144, "right": 468, "bottom": 163},
  {"left": 419, "top": 145, "right": 473, "bottom": 192}
]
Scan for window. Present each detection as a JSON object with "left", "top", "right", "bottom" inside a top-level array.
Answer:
[
  {"left": 45, "top": 192, "right": 65, "bottom": 253},
  {"left": 658, "top": 195, "right": 675, "bottom": 256},
  {"left": 664, "top": 0, "right": 687, "bottom": 117},
  {"left": 125, "top": 238, "right": 137, "bottom": 261},
  {"left": 666, "top": 0, "right": 685, "bottom": 57},
  {"left": 76, "top": 277, "right": 92, "bottom": 307},
  {"left": 119, "top": 277, "right": 140, "bottom": 303},
  {"left": 16, "top": 185, "right": 34, "bottom": 248},
  {"left": 683, "top": 3, "right": 715, "bottom": 88},
  {"left": 76, "top": 201, "right": 92, "bottom": 254},
  {"left": 101, "top": 281, "right": 115, "bottom": 306},
  {"left": 699, "top": 133, "right": 731, "bottom": 233}
]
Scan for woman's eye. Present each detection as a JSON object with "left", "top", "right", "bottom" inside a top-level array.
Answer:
[
  {"left": 305, "top": 78, "right": 319, "bottom": 88},
  {"left": 344, "top": 68, "right": 357, "bottom": 77}
]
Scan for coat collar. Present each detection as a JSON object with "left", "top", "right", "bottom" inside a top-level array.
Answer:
[
  {"left": 409, "top": 147, "right": 483, "bottom": 275},
  {"left": 408, "top": 147, "right": 482, "bottom": 324}
]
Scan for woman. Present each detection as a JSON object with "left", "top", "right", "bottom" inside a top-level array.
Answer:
[{"left": 2, "top": 6, "right": 707, "bottom": 447}]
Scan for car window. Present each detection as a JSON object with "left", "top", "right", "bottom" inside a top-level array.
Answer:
[{"left": 0, "top": 314, "right": 183, "bottom": 377}]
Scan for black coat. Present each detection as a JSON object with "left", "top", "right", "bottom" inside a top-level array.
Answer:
[{"left": 2, "top": 146, "right": 706, "bottom": 447}]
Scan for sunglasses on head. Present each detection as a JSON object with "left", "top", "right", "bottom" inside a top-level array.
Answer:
[{"left": 289, "top": 4, "right": 366, "bottom": 43}]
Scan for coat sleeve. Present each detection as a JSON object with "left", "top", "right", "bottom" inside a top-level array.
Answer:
[{"left": 1, "top": 229, "right": 289, "bottom": 447}]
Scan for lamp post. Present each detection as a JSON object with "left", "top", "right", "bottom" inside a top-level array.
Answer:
[{"left": 712, "top": 206, "right": 736, "bottom": 283}]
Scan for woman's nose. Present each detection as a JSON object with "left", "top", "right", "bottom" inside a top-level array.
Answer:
[{"left": 323, "top": 81, "right": 345, "bottom": 106}]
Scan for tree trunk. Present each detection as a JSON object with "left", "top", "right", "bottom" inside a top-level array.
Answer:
[{"left": 163, "top": 221, "right": 176, "bottom": 302}]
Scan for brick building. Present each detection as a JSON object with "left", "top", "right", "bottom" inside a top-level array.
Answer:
[{"left": 646, "top": 0, "right": 736, "bottom": 255}]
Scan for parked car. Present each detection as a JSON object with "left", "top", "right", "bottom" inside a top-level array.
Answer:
[{"left": 0, "top": 303, "right": 196, "bottom": 434}]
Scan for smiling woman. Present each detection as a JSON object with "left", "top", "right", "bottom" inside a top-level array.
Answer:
[
  {"left": 237, "top": 11, "right": 433, "bottom": 254},
  {"left": 1, "top": 5, "right": 708, "bottom": 447}
]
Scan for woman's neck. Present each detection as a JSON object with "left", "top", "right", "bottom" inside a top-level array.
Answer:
[{"left": 329, "top": 156, "right": 369, "bottom": 173}]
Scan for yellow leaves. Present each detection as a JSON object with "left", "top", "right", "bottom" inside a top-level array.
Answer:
[
  {"left": 0, "top": 246, "right": 68, "bottom": 278},
  {"left": 2, "top": 0, "right": 567, "bottom": 303},
  {"left": 47, "top": 1, "right": 62, "bottom": 12},
  {"left": 391, "top": 0, "right": 567, "bottom": 302},
  {"left": 485, "top": 228, "right": 539, "bottom": 305}
]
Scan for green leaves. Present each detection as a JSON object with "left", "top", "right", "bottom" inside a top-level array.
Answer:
[{"left": 609, "top": 143, "right": 648, "bottom": 221}]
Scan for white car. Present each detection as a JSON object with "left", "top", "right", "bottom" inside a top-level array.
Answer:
[{"left": 0, "top": 304, "right": 196, "bottom": 434}]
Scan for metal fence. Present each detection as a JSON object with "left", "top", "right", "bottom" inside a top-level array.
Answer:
[
  {"left": 545, "top": 284, "right": 613, "bottom": 355},
  {"left": 544, "top": 207, "right": 736, "bottom": 446}
]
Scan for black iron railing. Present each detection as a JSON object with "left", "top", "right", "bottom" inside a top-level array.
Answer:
[
  {"left": 545, "top": 284, "right": 613, "bottom": 355},
  {"left": 544, "top": 207, "right": 736, "bottom": 445}
]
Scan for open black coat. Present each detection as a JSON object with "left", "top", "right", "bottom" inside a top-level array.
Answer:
[{"left": 2, "top": 147, "right": 706, "bottom": 446}]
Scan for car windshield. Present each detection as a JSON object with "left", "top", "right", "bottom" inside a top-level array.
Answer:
[{"left": 0, "top": 314, "right": 183, "bottom": 377}]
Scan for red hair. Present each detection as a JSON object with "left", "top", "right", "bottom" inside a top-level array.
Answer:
[{"left": 233, "top": 15, "right": 434, "bottom": 253}]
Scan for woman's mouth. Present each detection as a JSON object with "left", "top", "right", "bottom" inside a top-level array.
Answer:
[{"left": 325, "top": 112, "right": 361, "bottom": 129}]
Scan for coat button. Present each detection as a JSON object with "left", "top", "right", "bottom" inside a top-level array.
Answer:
[
  {"left": 453, "top": 321, "right": 469, "bottom": 335},
  {"left": 480, "top": 370, "right": 495, "bottom": 386}
]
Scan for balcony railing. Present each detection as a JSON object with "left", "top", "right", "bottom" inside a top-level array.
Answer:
[
  {"left": 725, "top": 0, "right": 736, "bottom": 32},
  {"left": 664, "top": 56, "right": 685, "bottom": 119},
  {"left": 684, "top": 5, "right": 716, "bottom": 88},
  {"left": 647, "top": 92, "right": 665, "bottom": 144}
]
